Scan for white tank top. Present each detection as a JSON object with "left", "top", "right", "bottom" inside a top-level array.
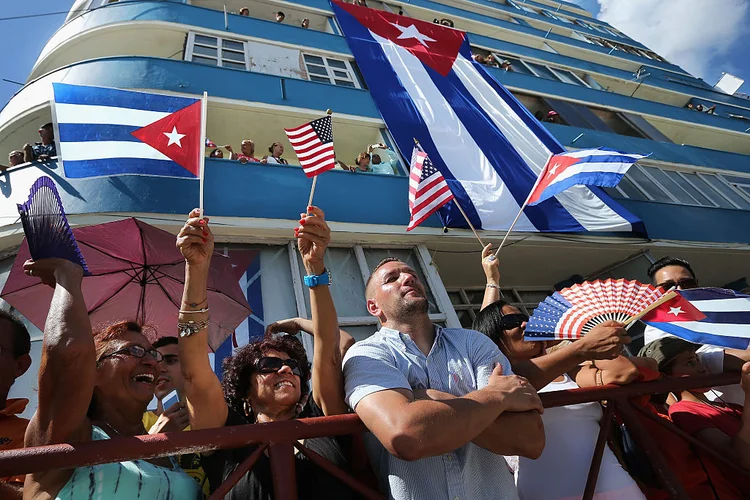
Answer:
[{"left": 513, "top": 374, "right": 645, "bottom": 500}]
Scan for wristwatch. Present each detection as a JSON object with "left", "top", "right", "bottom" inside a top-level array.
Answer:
[{"left": 303, "top": 268, "right": 332, "bottom": 288}]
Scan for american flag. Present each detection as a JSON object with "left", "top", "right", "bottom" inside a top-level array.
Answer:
[
  {"left": 284, "top": 115, "right": 335, "bottom": 177},
  {"left": 407, "top": 145, "right": 454, "bottom": 231}
]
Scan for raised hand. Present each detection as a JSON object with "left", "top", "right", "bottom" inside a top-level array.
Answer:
[
  {"left": 23, "top": 258, "right": 84, "bottom": 288},
  {"left": 577, "top": 321, "right": 631, "bottom": 360},
  {"left": 485, "top": 363, "right": 543, "bottom": 414},
  {"left": 176, "top": 208, "right": 214, "bottom": 268},
  {"left": 481, "top": 242, "right": 500, "bottom": 285},
  {"left": 295, "top": 206, "right": 330, "bottom": 275},
  {"left": 148, "top": 402, "right": 190, "bottom": 434},
  {"left": 265, "top": 317, "right": 303, "bottom": 337}
]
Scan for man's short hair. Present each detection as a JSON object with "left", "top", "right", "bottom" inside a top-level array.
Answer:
[
  {"left": 0, "top": 310, "right": 31, "bottom": 358},
  {"left": 355, "top": 152, "right": 370, "bottom": 166},
  {"left": 647, "top": 256, "right": 695, "bottom": 282},
  {"left": 152, "top": 336, "right": 178, "bottom": 350},
  {"left": 365, "top": 257, "right": 401, "bottom": 298},
  {"left": 40, "top": 123, "right": 53, "bottom": 130}
]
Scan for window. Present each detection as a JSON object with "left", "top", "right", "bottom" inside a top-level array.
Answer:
[
  {"left": 607, "top": 165, "right": 750, "bottom": 211},
  {"left": 303, "top": 54, "right": 360, "bottom": 88},
  {"left": 185, "top": 33, "right": 248, "bottom": 70},
  {"left": 447, "top": 286, "right": 551, "bottom": 328},
  {"left": 506, "top": 0, "right": 538, "bottom": 14}
]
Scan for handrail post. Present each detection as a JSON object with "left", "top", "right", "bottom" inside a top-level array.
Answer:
[
  {"left": 615, "top": 398, "right": 689, "bottom": 499},
  {"left": 269, "top": 442, "right": 298, "bottom": 500},
  {"left": 582, "top": 402, "right": 614, "bottom": 500}
]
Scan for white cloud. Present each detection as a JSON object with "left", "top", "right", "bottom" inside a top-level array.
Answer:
[{"left": 595, "top": 0, "right": 748, "bottom": 82}]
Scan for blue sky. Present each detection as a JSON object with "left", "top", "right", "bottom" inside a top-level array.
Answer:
[
  {"left": 1, "top": 0, "right": 748, "bottom": 111},
  {"left": 571, "top": 0, "right": 750, "bottom": 94}
]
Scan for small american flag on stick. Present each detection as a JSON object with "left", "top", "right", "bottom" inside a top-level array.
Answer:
[
  {"left": 407, "top": 145, "right": 454, "bottom": 231},
  {"left": 284, "top": 115, "right": 336, "bottom": 177}
]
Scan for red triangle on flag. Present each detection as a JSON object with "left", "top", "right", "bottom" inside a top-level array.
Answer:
[
  {"left": 131, "top": 101, "right": 202, "bottom": 177},
  {"left": 334, "top": 1, "right": 465, "bottom": 76},
  {"left": 527, "top": 154, "right": 581, "bottom": 204},
  {"left": 641, "top": 293, "right": 707, "bottom": 323}
]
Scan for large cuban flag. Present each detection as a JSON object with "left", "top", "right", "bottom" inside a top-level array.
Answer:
[
  {"left": 642, "top": 288, "right": 750, "bottom": 349},
  {"left": 52, "top": 83, "right": 202, "bottom": 179},
  {"left": 332, "top": 2, "right": 644, "bottom": 234}
]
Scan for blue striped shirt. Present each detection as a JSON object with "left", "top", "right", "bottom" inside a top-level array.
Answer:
[{"left": 343, "top": 325, "right": 519, "bottom": 500}]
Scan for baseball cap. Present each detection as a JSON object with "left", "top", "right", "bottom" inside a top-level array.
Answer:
[
  {"left": 547, "top": 110, "right": 559, "bottom": 117},
  {"left": 638, "top": 337, "right": 699, "bottom": 372}
]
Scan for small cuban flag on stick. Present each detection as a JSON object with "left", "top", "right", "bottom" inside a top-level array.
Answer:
[
  {"left": 494, "top": 147, "right": 647, "bottom": 256},
  {"left": 52, "top": 83, "right": 209, "bottom": 216},
  {"left": 284, "top": 109, "right": 336, "bottom": 208}
]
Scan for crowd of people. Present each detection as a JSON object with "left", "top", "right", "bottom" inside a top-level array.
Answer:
[
  {"left": 1, "top": 122, "right": 57, "bottom": 171},
  {"left": 2, "top": 209, "right": 750, "bottom": 499}
]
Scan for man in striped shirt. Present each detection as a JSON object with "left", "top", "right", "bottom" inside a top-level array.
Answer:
[{"left": 343, "top": 258, "right": 545, "bottom": 500}]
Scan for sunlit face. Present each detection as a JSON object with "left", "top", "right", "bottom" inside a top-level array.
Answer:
[
  {"left": 95, "top": 331, "right": 159, "bottom": 408},
  {"left": 494, "top": 305, "right": 541, "bottom": 362},
  {"left": 302, "top": 19, "right": 310, "bottom": 28},
  {"left": 8, "top": 151, "right": 23, "bottom": 166},
  {"left": 247, "top": 349, "right": 302, "bottom": 414},
  {"left": 357, "top": 156, "right": 370, "bottom": 170},
  {"left": 367, "top": 261, "right": 429, "bottom": 321},
  {"left": 667, "top": 351, "right": 707, "bottom": 378},
  {"left": 653, "top": 265, "right": 697, "bottom": 291},
  {"left": 241, "top": 140, "right": 255, "bottom": 156},
  {"left": 272, "top": 143, "right": 284, "bottom": 157},
  {"left": 155, "top": 343, "right": 183, "bottom": 400},
  {"left": 276, "top": 13, "right": 285, "bottom": 22}
]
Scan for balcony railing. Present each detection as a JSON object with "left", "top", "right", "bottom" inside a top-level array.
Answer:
[{"left": 0, "top": 372, "right": 744, "bottom": 500}]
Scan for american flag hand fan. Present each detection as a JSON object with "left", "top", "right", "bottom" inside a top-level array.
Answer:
[
  {"left": 17, "top": 176, "right": 90, "bottom": 275},
  {"left": 525, "top": 279, "right": 672, "bottom": 340}
]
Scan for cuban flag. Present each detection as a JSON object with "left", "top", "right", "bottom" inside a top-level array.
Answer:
[
  {"left": 332, "top": 2, "right": 644, "bottom": 234},
  {"left": 527, "top": 148, "right": 646, "bottom": 206},
  {"left": 52, "top": 83, "right": 203, "bottom": 178},
  {"left": 642, "top": 288, "right": 750, "bottom": 349}
]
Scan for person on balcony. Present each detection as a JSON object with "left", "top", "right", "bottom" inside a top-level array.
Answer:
[
  {"left": 645, "top": 256, "right": 750, "bottom": 405},
  {"left": 239, "top": 7, "right": 249, "bottom": 16},
  {"left": 260, "top": 142, "right": 288, "bottom": 165},
  {"left": 176, "top": 206, "right": 355, "bottom": 499},
  {"left": 301, "top": 18, "right": 310, "bottom": 29},
  {"left": 226, "top": 140, "right": 260, "bottom": 163},
  {"left": 143, "top": 336, "right": 210, "bottom": 496},
  {"left": 352, "top": 152, "right": 372, "bottom": 173},
  {"left": 209, "top": 148, "right": 224, "bottom": 159},
  {"left": 21, "top": 259, "right": 199, "bottom": 500},
  {"left": 23, "top": 123, "right": 56, "bottom": 163},
  {"left": 7, "top": 150, "right": 25, "bottom": 168},
  {"left": 343, "top": 257, "right": 545, "bottom": 500},
  {"left": 641, "top": 337, "right": 750, "bottom": 497},
  {"left": 0, "top": 311, "right": 32, "bottom": 500},
  {"left": 367, "top": 143, "right": 399, "bottom": 175},
  {"left": 473, "top": 245, "right": 646, "bottom": 500},
  {"left": 275, "top": 11, "right": 285, "bottom": 23}
]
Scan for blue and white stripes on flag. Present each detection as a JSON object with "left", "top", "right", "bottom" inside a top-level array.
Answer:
[
  {"left": 331, "top": 2, "right": 645, "bottom": 234},
  {"left": 643, "top": 288, "right": 750, "bottom": 350},
  {"left": 527, "top": 148, "right": 647, "bottom": 206},
  {"left": 52, "top": 83, "right": 202, "bottom": 178}
]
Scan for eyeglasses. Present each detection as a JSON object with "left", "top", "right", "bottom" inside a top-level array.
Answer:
[
  {"left": 98, "top": 344, "right": 164, "bottom": 364},
  {"left": 254, "top": 356, "right": 302, "bottom": 377},
  {"left": 499, "top": 313, "right": 529, "bottom": 330},
  {"left": 656, "top": 278, "right": 697, "bottom": 290}
]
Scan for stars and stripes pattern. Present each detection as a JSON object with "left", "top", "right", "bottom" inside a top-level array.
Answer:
[
  {"left": 284, "top": 115, "right": 336, "bottom": 177},
  {"left": 407, "top": 145, "right": 454, "bottom": 231}
]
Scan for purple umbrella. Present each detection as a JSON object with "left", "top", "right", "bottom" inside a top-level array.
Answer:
[{"left": 1, "top": 218, "right": 251, "bottom": 351}]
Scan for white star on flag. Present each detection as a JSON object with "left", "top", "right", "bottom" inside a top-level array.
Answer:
[
  {"left": 163, "top": 126, "right": 186, "bottom": 147},
  {"left": 390, "top": 23, "right": 436, "bottom": 47},
  {"left": 668, "top": 306, "right": 684, "bottom": 317},
  {"left": 548, "top": 162, "right": 562, "bottom": 176}
]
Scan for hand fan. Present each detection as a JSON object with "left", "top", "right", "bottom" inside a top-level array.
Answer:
[
  {"left": 16, "top": 176, "right": 90, "bottom": 275},
  {"left": 525, "top": 279, "right": 673, "bottom": 340}
]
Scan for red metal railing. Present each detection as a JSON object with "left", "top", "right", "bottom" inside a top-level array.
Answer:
[{"left": 0, "top": 372, "right": 743, "bottom": 500}]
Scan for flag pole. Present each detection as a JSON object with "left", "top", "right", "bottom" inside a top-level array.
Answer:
[
  {"left": 199, "top": 91, "right": 208, "bottom": 218},
  {"left": 494, "top": 152, "right": 552, "bottom": 257},
  {"left": 413, "top": 138, "right": 484, "bottom": 248},
  {"left": 305, "top": 108, "right": 332, "bottom": 210}
]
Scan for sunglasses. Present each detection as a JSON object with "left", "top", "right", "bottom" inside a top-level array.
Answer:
[
  {"left": 255, "top": 356, "right": 302, "bottom": 377},
  {"left": 656, "top": 278, "right": 697, "bottom": 290},
  {"left": 98, "top": 344, "right": 164, "bottom": 364},
  {"left": 499, "top": 313, "right": 529, "bottom": 330}
]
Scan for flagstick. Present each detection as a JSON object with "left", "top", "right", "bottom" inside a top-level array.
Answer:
[
  {"left": 307, "top": 175, "right": 318, "bottom": 208},
  {"left": 198, "top": 91, "right": 208, "bottom": 218},
  {"left": 453, "top": 199, "right": 484, "bottom": 248},
  {"left": 494, "top": 152, "right": 553, "bottom": 257}
]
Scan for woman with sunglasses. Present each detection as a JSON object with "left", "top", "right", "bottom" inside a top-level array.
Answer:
[
  {"left": 175, "top": 206, "right": 354, "bottom": 499},
  {"left": 473, "top": 247, "right": 648, "bottom": 500},
  {"left": 21, "top": 258, "right": 199, "bottom": 500}
]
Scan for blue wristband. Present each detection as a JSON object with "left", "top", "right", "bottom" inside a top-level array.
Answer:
[{"left": 303, "top": 268, "right": 332, "bottom": 287}]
